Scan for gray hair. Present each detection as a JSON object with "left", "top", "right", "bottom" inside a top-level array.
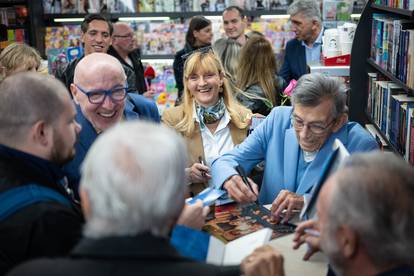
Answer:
[
  {"left": 328, "top": 151, "right": 414, "bottom": 266},
  {"left": 291, "top": 73, "right": 347, "bottom": 118},
  {"left": 80, "top": 121, "right": 188, "bottom": 238},
  {"left": 0, "top": 72, "right": 68, "bottom": 145},
  {"left": 287, "top": 0, "right": 321, "bottom": 22}
]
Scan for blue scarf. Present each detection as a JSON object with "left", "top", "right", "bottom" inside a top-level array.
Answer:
[{"left": 195, "top": 96, "right": 226, "bottom": 129}]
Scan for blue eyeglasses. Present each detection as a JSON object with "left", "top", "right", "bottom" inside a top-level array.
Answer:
[{"left": 74, "top": 84, "right": 128, "bottom": 104}]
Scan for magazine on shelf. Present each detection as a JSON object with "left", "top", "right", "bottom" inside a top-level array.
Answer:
[{"left": 204, "top": 203, "right": 296, "bottom": 265}]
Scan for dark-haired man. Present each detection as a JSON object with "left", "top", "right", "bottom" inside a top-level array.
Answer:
[{"left": 222, "top": 6, "right": 248, "bottom": 45}]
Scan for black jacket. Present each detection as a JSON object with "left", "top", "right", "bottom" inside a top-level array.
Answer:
[
  {"left": 0, "top": 145, "right": 84, "bottom": 276},
  {"left": 8, "top": 234, "right": 240, "bottom": 276},
  {"left": 108, "top": 46, "right": 147, "bottom": 94},
  {"left": 55, "top": 55, "right": 137, "bottom": 93}
]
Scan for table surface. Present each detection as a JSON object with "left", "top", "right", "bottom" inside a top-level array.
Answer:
[{"left": 269, "top": 233, "right": 328, "bottom": 276}]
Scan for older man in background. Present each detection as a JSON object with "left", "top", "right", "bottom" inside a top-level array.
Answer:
[
  {"left": 279, "top": 0, "right": 324, "bottom": 83},
  {"left": 108, "top": 22, "right": 154, "bottom": 98}
]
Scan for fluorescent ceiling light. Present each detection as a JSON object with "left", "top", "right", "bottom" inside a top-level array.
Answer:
[
  {"left": 53, "top": 18, "right": 84, "bottom": 22},
  {"left": 260, "top": 14, "right": 290, "bottom": 19},
  {"left": 119, "top": 17, "right": 170, "bottom": 21},
  {"left": 205, "top": 16, "right": 222, "bottom": 20},
  {"left": 350, "top": 14, "right": 361, "bottom": 19},
  {"left": 141, "top": 59, "right": 174, "bottom": 64}
]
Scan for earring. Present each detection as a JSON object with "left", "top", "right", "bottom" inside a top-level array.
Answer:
[{"left": 219, "top": 86, "right": 224, "bottom": 93}]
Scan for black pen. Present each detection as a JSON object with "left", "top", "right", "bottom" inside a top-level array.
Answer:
[
  {"left": 235, "top": 165, "right": 258, "bottom": 202},
  {"left": 198, "top": 156, "right": 206, "bottom": 177}
]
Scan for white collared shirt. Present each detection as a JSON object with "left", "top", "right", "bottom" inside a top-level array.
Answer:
[{"left": 193, "top": 105, "right": 234, "bottom": 167}]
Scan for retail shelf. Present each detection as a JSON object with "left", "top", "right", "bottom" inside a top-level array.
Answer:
[{"left": 371, "top": 3, "right": 414, "bottom": 18}]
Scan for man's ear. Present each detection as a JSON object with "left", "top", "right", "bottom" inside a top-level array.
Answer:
[
  {"left": 31, "top": 120, "right": 52, "bottom": 148},
  {"left": 337, "top": 225, "right": 358, "bottom": 259},
  {"left": 332, "top": 113, "right": 348, "bottom": 133},
  {"left": 70, "top": 83, "right": 79, "bottom": 104}
]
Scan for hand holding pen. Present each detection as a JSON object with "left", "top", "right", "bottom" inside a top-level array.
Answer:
[
  {"left": 222, "top": 165, "right": 259, "bottom": 203},
  {"left": 187, "top": 157, "right": 211, "bottom": 183},
  {"left": 292, "top": 219, "right": 321, "bottom": 261}
]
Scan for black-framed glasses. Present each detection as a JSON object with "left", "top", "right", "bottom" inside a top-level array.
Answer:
[
  {"left": 291, "top": 114, "right": 336, "bottom": 135},
  {"left": 74, "top": 84, "right": 128, "bottom": 104},
  {"left": 181, "top": 45, "right": 213, "bottom": 60}
]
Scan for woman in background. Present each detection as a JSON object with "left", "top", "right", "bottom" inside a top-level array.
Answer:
[
  {"left": 212, "top": 38, "right": 241, "bottom": 85},
  {"left": 236, "top": 36, "right": 285, "bottom": 115},
  {"left": 173, "top": 16, "right": 213, "bottom": 104},
  {"left": 163, "top": 51, "right": 251, "bottom": 196},
  {"left": 0, "top": 42, "right": 41, "bottom": 82}
]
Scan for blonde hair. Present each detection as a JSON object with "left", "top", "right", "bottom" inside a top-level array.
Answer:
[
  {"left": 0, "top": 42, "right": 41, "bottom": 81},
  {"left": 236, "top": 36, "right": 278, "bottom": 106},
  {"left": 176, "top": 51, "right": 251, "bottom": 137}
]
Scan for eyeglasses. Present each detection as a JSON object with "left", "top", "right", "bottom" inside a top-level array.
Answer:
[
  {"left": 181, "top": 46, "right": 213, "bottom": 60},
  {"left": 291, "top": 114, "right": 336, "bottom": 135},
  {"left": 74, "top": 84, "right": 128, "bottom": 104},
  {"left": 113, "top": 34, "right": 134, "bottom": 39}
]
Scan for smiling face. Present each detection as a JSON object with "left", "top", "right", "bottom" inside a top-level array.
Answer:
[
  {"left": 81, "top": 19, "right": 112, "bottom": 55},
  {"left": 187, "top": 69, "right": 223, "bottom": 108},
  {"left": 222, "top": 9, "right": 246, "bottom": 41},
  {"left": 293, "top": 98, "right": 343, "bottom": 152},
  {"left": 72, "top": 57, "right": 126, "bottom": 132}
]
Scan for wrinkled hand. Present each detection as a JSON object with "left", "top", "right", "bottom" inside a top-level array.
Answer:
[
  {"left": 292, "top": 219, "right": 321, "bottom": 261},
  {"left": 271, "top": 190, "right": 304, "bottom": 223},
  {"left": 177, "top": 200, "right": 210, "bottom": 230},
  {"left": 241, "top": 245, "right": 285, "bottom": 276},
  {"left": 223, "top": 175, "right": 259, "bottom": 203},
  {"left": 187, "top": 162, "right": 211, "bottom": 183}
]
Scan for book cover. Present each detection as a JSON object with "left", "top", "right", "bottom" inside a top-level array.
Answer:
[
  {"left": 43, "top": 0, "right": 62, "bottom": 13},
  {"left": 186, "top": 187, "right": 226, "bottom": 206},
  {"left": 203, "top": 203, "right": 296, "bottom": 244},
  {"left": 62, "top": 0, "right": 78, "bottom": 13}
]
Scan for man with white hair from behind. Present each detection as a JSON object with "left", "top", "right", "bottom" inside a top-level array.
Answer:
[{"left": 9, "top": 121, "right": 284, "bottom": 276}]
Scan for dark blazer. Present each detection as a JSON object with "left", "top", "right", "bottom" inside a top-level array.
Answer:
[
  {"left": 279, "top": 38, "right": 307, "bottom": 83},
  {"left": 108, "top": 46, "right": 147, "bottom": 94},
  {"left": 63, "top": 94, "right": 160, "bottom": 199},
  {"left": 7, "top": 234, "right": 240, "bottom": 276}
]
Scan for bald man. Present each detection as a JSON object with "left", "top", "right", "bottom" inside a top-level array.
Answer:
[
  {"left": 108, "top": 22, "right": 152, "bottom": 98},
  {"left": 63, "top": 53, "right": 160, "bottom": 199}
]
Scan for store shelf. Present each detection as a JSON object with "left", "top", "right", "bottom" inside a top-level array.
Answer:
[
  {"left": 365, "top": 113, "right": 397, "bottom": 152},
  {"left": 141, "top": 54, "right": 174, "bottom": 60},
  {"left": 367, "top": 58, "right": 414, "bottom": 96},
  {"left": 371, "top": 3, "right": 414, "bottom": 18},
  {"left": 44, "top": 6, "right": 364, "bottom": 22}
]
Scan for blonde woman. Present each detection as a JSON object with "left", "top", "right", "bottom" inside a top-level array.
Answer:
[
  {"left": 0, "top": 42, "right": 41, "bottom": 82},
  {"left": 236, "top": 36, "right": 285, "bottom": 115},
  {"left": 163, "top": 51, "right": 251, "bottom": 195}
]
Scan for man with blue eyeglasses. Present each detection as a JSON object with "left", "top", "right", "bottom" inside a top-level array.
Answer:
[
  {"left": 63, "top": 53, "right": 160, "bottom": 199},
  {"left": 211, "top": 73, "right": 378, "bottom": 222}
]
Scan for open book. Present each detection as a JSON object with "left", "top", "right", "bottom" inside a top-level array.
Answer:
[
  {"left": 300, "top": 138, "right": 350, "bottom": 220},
  {"left": 204, "top": 203, "right": 296, "bottom": 265}
]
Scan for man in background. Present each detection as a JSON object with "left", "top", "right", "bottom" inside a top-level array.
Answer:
[
  {"left": 56, "top": 14, "right": 136, "bottom": 92},
  {"left": 0, "top": 73, "right": 83, "bottom": 275},
  {"left": 63, "top": 53, "right": 159, "bottom": 199},
  {"left": 222, "top": 6, "right": 248, "bottom": 46},
  {"left": 108, "top": 22, "right": 154, "bottom": 98},
  {"left": 279, "top": 0, "right": 323, "bottom": 83},
  {"left": 8, "top": 121, "right": 285, "bottom": 276},
  {"left": 293, "top": 152, "right": 414, "bottom": 276}
]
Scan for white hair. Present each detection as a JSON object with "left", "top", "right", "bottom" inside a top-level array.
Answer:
[
  {"left": 287, "top": 0, "right": 321, "bottom": 22},
  {"left": 80, "top": 121, "right": 188, "bottom": 238}
]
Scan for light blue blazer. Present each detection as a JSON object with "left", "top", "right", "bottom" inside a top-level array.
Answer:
[{"left": 211, "top": 106, "right": 378, "bottom": 204}]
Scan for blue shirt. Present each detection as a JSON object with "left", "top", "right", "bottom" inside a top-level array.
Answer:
[
  {"left": 295, "top": 150, "right": 311, "bottom": 190},
  {"left": 302, "top": 28, "right": 324, "bottom": 64}
]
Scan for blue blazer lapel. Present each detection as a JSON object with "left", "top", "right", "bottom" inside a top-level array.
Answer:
[
  {"left": 296, "top": 124, "right": 349, "bottom": 194},
  {"left": 284, "top": 128, "right": 300, "bottom": 192},
  {"left": 76, "top": 106, "right": 98, "bottom": 152},
  {"left": 298, "top": 44, "right": 307, "bottom": 76},
  {"left": 124, "top": 98, "right": 140, "bottom": 120}
]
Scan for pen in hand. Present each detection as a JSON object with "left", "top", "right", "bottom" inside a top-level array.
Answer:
[
  {"left": 235, "top": 164, "right": 258, "bottom": 203},
  {"left": 198, "top": 156, "right": 207, "bottom": 177}
]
